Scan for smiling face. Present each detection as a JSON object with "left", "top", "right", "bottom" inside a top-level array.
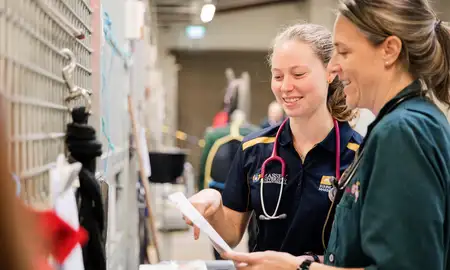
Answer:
[
  {"left": 270, "top": 40, "right": 330, "bottom": 118},
  {"left": 329, "top": 15, "right": 385, "bottom": 110}
]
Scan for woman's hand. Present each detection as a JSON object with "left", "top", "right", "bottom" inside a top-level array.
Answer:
[
  {"left": 183, "top": 189, "right": 222, "bottom": 240},
  {"left": 222, "top": 250, "right": 305, "bottom": 270}
]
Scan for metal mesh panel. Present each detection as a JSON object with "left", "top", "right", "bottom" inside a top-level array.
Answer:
[{"left": 1, "top": 0, "right": 92, "bottom": 207}]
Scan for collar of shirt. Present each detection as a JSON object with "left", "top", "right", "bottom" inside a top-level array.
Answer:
[
  {"left": 364, "top": 79, "right": 423, "bottom": 148},
  {"left": 277, "top": 118, "right": 355, "bottom": 153}
]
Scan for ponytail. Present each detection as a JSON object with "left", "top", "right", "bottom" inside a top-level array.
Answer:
[
  {"left": 427, "top": 21, "right": 450, "bottom": 106},
  {"left": 327, "top": 77, "right": 357, "bottom": 122}
]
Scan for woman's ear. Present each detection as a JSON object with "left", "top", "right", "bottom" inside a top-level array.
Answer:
[{"left": 381, "top": 35, "right": 402, "bottom": 67}]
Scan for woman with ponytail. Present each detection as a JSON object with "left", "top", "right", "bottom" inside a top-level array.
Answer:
[{"left": 223, "top": 1, "right": 450, "bottom": 270}]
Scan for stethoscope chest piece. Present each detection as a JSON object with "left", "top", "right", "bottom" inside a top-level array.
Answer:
[
  {"left": 328, "top": 185, "right": 337, "bottom": 202},
  {"left": 328, "top": 176, "right": 338, "bottom": 202},
  {"left": 327, "top": 149, "right": 363, "bottom": 203}
]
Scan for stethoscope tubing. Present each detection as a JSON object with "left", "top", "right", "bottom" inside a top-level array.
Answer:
[{"left": 259, "top": 118, "right": 341, "bottom": 220}]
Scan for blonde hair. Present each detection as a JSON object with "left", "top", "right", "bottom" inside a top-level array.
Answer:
[
  {"left": 268, "top": 23, "right": 356, "bottom": 122},
  {"left": 338, "top": 0, "right": 450, "bottom": 106}
]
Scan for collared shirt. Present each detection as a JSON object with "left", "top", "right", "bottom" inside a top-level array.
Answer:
[
  {"left": 325, "top": 80, "right": 450, "bottom": 269},
  {"left": 222, "top": 120, "right": 362, "bottom": 256}
]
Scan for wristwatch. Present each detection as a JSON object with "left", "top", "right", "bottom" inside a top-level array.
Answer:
[
  {"left": 298, "top": 259, "right": 313, "bottom": 270},
  {"left": 303, "top": 252, "right": 320, "bottom": 263}
]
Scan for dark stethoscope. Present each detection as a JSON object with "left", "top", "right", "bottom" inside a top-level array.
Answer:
[
  {"left": 259, "top": 117, "right": 342, "bottom": 220},
  {"left": 321, "top": 90, "right": 423, "bottom": 249},
  {"left": 328, "top": 90, "right": 423, "bottom": 199}
]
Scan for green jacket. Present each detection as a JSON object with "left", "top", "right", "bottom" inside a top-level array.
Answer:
[
  {"left": 198, "top": 122, "right": 260, "bottom": 191},
  {"left": 325, "top": 80, "right": 450, "bottom": 269}
]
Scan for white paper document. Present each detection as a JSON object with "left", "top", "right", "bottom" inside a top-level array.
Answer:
[{"left": 168, "top": 192, "right": 232, "bottom": 254}]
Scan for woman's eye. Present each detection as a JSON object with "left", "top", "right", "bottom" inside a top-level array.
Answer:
[
  {"left": 294, "top": 73, "right": 305, "bottom": 77},
  {"left": 273, "top": 75, "right": 282, "bottom": 80}
]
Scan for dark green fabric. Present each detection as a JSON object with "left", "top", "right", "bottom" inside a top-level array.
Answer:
[
  {"left": 198, "top": 123, "right": 259, "bottom": 191},
  {"left": 325, "top": 80, "right": 450, "bottom": 269}
]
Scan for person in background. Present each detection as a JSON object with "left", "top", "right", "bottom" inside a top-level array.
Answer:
[
  {"left": 187, "top": 23, "right": 362, "bottom": 261},
  {"left": 260, "top": 100, "right": 285, "bottom": 129},
  {"left": 212, "top": 83, "right": 241, "bottom": 129},
  {"left": 223, "top": 0, "right": 450, "bottom": 269},
  {"left": 199, "top": 109, "right": 260, "bottom": 259}
]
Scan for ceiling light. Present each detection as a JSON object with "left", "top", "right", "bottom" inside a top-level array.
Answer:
[{"left": 200, "top": 3, "right": 216, "bottom": 23}]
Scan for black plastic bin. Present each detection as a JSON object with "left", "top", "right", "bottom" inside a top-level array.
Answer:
[{"left": 147, "top": 151, "right": 187, "bottom": 184}]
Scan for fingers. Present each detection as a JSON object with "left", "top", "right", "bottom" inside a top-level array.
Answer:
[
  {"left": 222, "top": 251, "right": 261, "bottom": 265},
  {"left": 182, "top": 216, "right": 201, "bottom": 240},
  {"left": 183, "top": 216, "right": 193, "bottom": 226},
  {"left": 235, "top": 263, "right": 252, "bottom": 270},
  {"left": 193, "top": 226, "right": 200, "bottom": 240},
  {"left": 222, "top": 252, "right": 251, "bottom": 269},
  {"left": 203, "top": 205, "right": 215, "bottom": 218}
]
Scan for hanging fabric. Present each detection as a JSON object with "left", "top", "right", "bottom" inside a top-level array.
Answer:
[
  {"left": 50, "top": 154, "right": 85, "bottom": 270},
  {"left": 65, "top": 106, "right": 106, "bottom": 270},
  {"left": 24, "top": 206, "right": 88, "bottom": 269},
  {"left": 35, "top": 210, "right": 88, "bottom": 263},
  {"left": 14, "top": 158, "right": 87, "bottom": 270}
]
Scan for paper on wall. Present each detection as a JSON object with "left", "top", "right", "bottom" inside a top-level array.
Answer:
[{"left": 168, "top": 192, "right": 232, "bottom": 254}]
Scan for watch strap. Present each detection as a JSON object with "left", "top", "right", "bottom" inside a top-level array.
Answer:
[
  {"left": 303, "top": 252, "right": 320, "bottom": 263},
  {"left": 298, "top": 259, "right": 313, "bottom": 270}
]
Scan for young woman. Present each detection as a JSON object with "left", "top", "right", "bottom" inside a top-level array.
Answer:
[
  {"left": 185, "top": 23, "right": 362, "bottom": 260},
  {"left": 223, "top": 0, "right": 450, "bottom": 269}
]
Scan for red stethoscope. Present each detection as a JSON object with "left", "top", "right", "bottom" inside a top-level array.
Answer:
[{"left": 259, "top": 117, "right": 341, "bottom": 220}]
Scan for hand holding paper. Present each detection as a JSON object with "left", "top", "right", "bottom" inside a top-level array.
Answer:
[
  {"left": 181, "top": 189, "right": 222, "bottom": 240},
  {"left": 168, "top": 192, "right": 232, "bottom": 254}
]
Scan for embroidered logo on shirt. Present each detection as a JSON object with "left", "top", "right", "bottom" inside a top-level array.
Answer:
[
  {"left": 252, "top": 173, "right": 262, "bottom": 183},
  {"left": 319, "top": 176, "right": 334, "bottom": 192},
  {"left": 251, "top": 172, "right": 286, "bottom": 185}
]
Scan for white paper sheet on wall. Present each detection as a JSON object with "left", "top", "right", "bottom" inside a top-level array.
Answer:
[{"left": 168, "top": 192, "right": 232, "bottom": 254}]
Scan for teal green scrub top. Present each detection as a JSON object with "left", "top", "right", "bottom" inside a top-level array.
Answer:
[{"left": 325, "top": 80, "right": 450, "bottom": 269}]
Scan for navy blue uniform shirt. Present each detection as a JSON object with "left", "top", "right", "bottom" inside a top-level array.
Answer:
[{"left": 222, "top": 120, "right": 362, "bottom": 256}]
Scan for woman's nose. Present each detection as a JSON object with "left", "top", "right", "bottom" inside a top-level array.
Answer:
[{"left": 281, "top": 77, "right": 295, "bottom": 91}]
